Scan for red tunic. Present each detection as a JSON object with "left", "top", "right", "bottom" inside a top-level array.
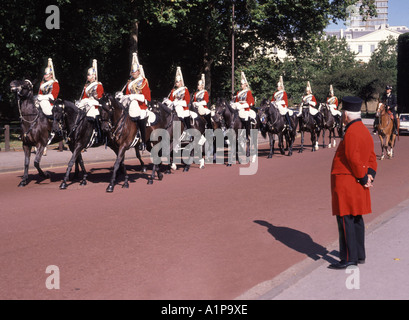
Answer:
[
  {"left": 331, "top": 120, "right": 378, "bottom": 216},
  {"left": 235, "top": 89, "right": 255, "bottom": 111},
  {"left": 271, "top": 90, "right": 288, "bottom": 108},
  {"left": 193, "top": 90, "right": 209, "bottom": 107},
  {"left": 81, "top": 82, "right": 104, "bottom": 100},
  {"left": 125, "top": 78, "right": 151, "bottom": 110},
  {"left": 327, "top": 96, "right": 339, "bottom": 108},
  {"left": 38, "top": 80, "right": 60, "bottom": 101},
  {"left": 169, "top": 87, "right": 190, "bottom": 110}
]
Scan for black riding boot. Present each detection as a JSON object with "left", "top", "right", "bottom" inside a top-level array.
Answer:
[
  {"left": 94, "top": 115, "right": 102, "bottom": 144},
  {"left": 285, "top": 113, "right": 292, "bottom": 130},
  {"left": 137, "top": 118, "right": 147, "bottom": 150},
  {"left": 245, "top": 119, "right": 251, "bottom": 141},
  {"left": 373, "top": 117, "right": 379, "bottom": 133},
  {"left": 394, "top": 118, "right": 398, "bottom": 135},
  {"left": 205, "top": 114, "right": 213, "bottom": 129}
]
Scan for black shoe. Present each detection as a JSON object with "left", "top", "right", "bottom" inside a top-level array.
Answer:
[
  {"left": 328, "top": 260, "right": 357, "bottom": 270},
  {"left": 358, "top": 259, "right": 365, "bottom": 264}
]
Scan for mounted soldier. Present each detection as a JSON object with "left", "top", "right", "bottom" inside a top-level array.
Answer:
[
  {"left": 118, "top": 52, "right": 151, "bottom": 150},
  {"left": 78, "top": 59, "right": 104, "bottom": 144},
  {"left": 271, "top": 76, "right": 293, "bottom": 130},
  {"left": 192, "top": 74, "right": 212, "bottom": 129},
  {"left": 326, "top": 85, "right": 341, "bottom": 124},
  {"left": 163, "top": 66, "right": 191, "bottom": 134},
  {"left": 36, "top": 58, "right": 60, "bottom": 120},
  {"left": 381, "top": 85, "right": 398, "bottom": 135},
  {"left": 231, "top": 71, "right": 256, "bottom": 141},
  {"left": 298, "top": 81, "right": 323, "bottom": 127}
]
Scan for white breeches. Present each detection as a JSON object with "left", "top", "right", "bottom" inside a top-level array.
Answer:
[
  {"left": 175, "top": 104, "right": 190, "bottom": 118},
  {"left": 329, "top": 105, "right": 341, "bottom": 117},
  {"left": 78, "top": 98, "right": 100, "bottom": 118},
  {"left": 38, "top": 100, "right": 53, "bottom": 116},
  {"left": 298, "top": 105, "right": 318, "bottom": 116},
  {"left": 198, "top": 105, "right": 211, "bottom": 116},
  {"left": 129, "top": 100, "right": 147, "bottom": 119}
]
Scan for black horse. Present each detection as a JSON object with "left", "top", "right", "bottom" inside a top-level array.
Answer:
[
  {"left": 10, "top": 79, "right": 61, "bottom": 187},
  {"left": 258, "top": 99, "right": 298, "bottom": 158},
  {"left": 319, "top": 103, "right": 343, "bottom": 149},
  {"left": 298, "top": 104, "right": 323, "bottom": 153},
  {"left": 52, "top": 100, "right": 105, "bottom": 189},
  {"left": 212, "top": 98, "right": 256, "bottom": 166},
  {"left": 98, "top": 93, "right": 146, "bottom": 192}
]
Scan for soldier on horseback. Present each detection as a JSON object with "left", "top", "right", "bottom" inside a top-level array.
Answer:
[
  {"left": 36, "top": 58, "right": 60, "bottom": 120},
  {"left": 297, "top": 81, "right": 323, "bottom": 129},
  {"left": 231, "top": 71, "right": 256, "bottom": 141},
  {"left": 381, "top": 85, "right": 398, "bottom": 135},
  {"left": 119, "top": 52, "right": 151, "bottom": 150},
  {"left": 192, "top": 74, "right": 212, "bottom": 129},
  {"left": 78, "top": 59, "right": 104, "bottom": 144},
  {"left": 326, "top": 85, "right": 341, "bottom": 125},
  {"left": 164, "top": 67, "right": 191, "bottom": 135},
  {"left": 271, "top": 76, "right": 292, "bottom": 130}
]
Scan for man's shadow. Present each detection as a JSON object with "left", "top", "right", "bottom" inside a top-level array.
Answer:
[{"left": 254, "top": 220, "right": 338, "bottom": 263}]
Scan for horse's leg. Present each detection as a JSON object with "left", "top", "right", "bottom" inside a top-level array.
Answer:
[
  {"left": 148, "top": 164, "right": 157, "bottom": 185},
  {"left": 77, "top": 153, "right": 88, "bottom": 186},
  {"left": 60, "top": 145, "right": 82, "bottom": 189},
  {"left": 279, "top": 133, "right": 285, "bottom": 155},
  {"left": 134, "top": 146, "right": 147, "bottom": 173},
  {"left": 298, "top": 131, "right": 304, "bottom": 153},
  {"left": 107, "top": 147, "right": 126, "bottom": 192},
  {"left": 311, "top": 132, "right": 316, "bottom": 152},
  {"left": 19, "top": 144, "right": 32, "bottom": 187},
  {"left": 33, "top": 144, "right": 49, "bottom": 179},
  {"left": 267, "top": 131, "right": 274, "bottom": 158},
  {"left": 322, "top": 128, "right": 327, "bottom": 148}
]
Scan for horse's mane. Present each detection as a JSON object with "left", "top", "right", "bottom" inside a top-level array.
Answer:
[{"left": 157, "top": 101, "right": 172, "bottom": 115}]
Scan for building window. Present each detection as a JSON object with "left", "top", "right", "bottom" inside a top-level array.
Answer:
[
  {"left": 371, "top": 44, "right": 376, "bottom": 53},
  {"left": 358, "top": 45, "right": 363, "bottom": 53}
]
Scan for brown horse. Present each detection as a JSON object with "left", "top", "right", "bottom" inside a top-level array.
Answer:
[
  {"left": 10, "top": 79, "right": 61, "bottom": 187},
  {"left": 99, "top": 93, "right": 146, "bottom": 192},
  {"left": 376, "top": 102, "right": 399, "bottom": 160}
]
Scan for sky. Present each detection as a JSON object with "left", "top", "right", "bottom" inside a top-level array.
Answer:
[{"left": 326, "top": 0, "right": 409, "bottom": 30}]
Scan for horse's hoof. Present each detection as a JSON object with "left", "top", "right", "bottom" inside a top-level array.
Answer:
[
  {"left": 122, "top": 183, "right": 129, "bottom": 189},
  {"left": 226, "top": 163, "right": 232, "bottom": 167},
  {"left": 18, "top": 181, "right": 27, "bottom": 187},
  {"left": 141, "top": 166, "right": 147, "bottom": 173},
  {"left": 106, "top": 185, "right": 114, "bottom": 193},
  {"left": 298, "top": 149, "right": 303, "bottom": 153},
  {"left": 183, "top": 167, "right": 190, "bottom": 172},
  {"left": 147, "top": 179, "right": 153, "bottom": 185},
  {"left": 267, "top": 155, "right": 272, "bottom": 159},
  {"left": 59, "top": 182, "right": 67, "bottom": 190},
  {"left": 287, "top": 152, "right": 293, "bottom": 157},
  {"left": 79, "top": 180, "right": 87, "bottom": 186},
  {"left": 165, "top": 170, "right": 171, "bottom": 174},
  {"left": 158, "top": 172, "right": 163, "bottom": 181}
]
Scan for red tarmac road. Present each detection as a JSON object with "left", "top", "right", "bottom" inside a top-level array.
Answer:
[{"left": 1, "top": 127, "right": 409, "bottom": 300}]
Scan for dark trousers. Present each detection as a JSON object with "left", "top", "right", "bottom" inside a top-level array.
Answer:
[{"left": 336, "top": 215, "right": 366, "bottom": 263}]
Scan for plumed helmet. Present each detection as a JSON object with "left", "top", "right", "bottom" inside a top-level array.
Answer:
[
  {"left": 198, "top": 74, "right": 205, "bottom": 87},
  {"left": 131, "top": 52, "right": 141, "bottom": 74},
  {"left": 87, "top": 59, "right": 98, "bottom": 81},
  {"left": 277, "top": 76, "right": 284, "bottom": 90},
  {"left": 44, "top": 58, "right": 55, "bottom": 79},
  {"left": 329, "top": 85, "right": 334, "bottom": 96},
  {"left": 175, "top": 66, "right": 184, "bottom": 86},
  {"left": 240, "top": 71, "right": 249, "bottom": 87},
  {"left": 306, "top": 81, "right": 312, "bottom": 93}
]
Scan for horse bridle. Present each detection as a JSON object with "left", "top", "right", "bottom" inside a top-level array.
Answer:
[{"left": 15, "top": 80, "right": 40, "bottom": 125}]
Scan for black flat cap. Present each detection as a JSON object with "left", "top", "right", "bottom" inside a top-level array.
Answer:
[{"left": 342, "top": 96, "right": 362, "bottom": 112}]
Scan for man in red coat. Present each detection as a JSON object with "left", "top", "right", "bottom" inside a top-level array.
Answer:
[{"left": 329, "top": 96, "right": 377, "bottom": 269}]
